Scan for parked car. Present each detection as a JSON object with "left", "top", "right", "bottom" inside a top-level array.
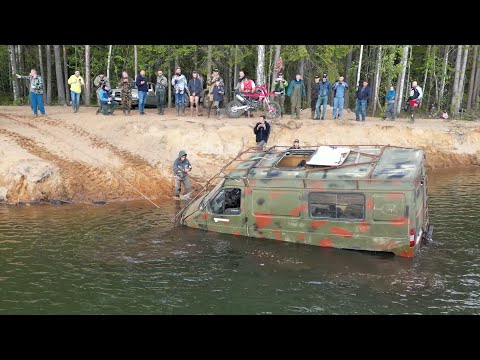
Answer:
[
  {"left": 112, "top": 81, "right": 156, "bottom": 109},
  {"left": 113, "top": 80, "right": 208, "bottom": 109}
]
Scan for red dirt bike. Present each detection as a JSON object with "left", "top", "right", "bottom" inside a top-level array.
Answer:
[
  {"left": 404, "top": 98, "right": 420, "bottom": 123},
  {"left": 225, "top": 85, "right": 281, "bottom": 119}
]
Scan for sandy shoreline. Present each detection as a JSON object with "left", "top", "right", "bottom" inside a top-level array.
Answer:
[{"left": 1, "top": 105, "right": 479, "bottom": 203}]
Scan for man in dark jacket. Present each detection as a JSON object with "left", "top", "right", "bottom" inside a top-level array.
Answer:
[
  {"left": 355, "top": 80, "right": 371, "bottom": 121},
  {"left": 172, "top": 150, "right": 192, "bottom": 198},
  {"left": 135, "top": 70, "right": 149, "bottom": 115},
  {"left": 253, "top": 115, "right": 270, "bottom": 150}
]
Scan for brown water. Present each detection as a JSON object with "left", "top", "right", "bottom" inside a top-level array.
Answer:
[{"left": 1, "top": 168, "right": 480, "bottom": 314}]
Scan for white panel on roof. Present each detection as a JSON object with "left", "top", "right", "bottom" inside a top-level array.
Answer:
[{"left": 306, "top": 146, "right": 350, "bottom": 166}]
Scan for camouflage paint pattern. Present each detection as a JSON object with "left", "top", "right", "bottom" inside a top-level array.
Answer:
[{"left": 181, "top": 146, "right": 429, "bottom": 258}]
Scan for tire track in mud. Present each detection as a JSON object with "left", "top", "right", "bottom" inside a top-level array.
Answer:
[{"left": 0, "top": 112, "right": 173, "bottom": 200}]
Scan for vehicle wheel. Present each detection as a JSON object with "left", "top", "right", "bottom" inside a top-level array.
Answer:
[
  {"left": 265, "top": 101, "right": 281, "bottom": 120},
  {"left": 225, "top": 100, "right": 244, "bottom": 118}
]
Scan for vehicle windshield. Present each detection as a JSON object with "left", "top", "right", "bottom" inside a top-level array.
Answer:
[{"left": 199, "top": 179, "right": 224, "bottom": 210}]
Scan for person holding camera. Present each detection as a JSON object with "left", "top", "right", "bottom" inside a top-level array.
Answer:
[
  {"left": 136, "top": 69, "right": 149, "bottom": 115},
  {"left": 253, "top": 115, "right": 271, "bottom": 150},
  {"left": 94, "top": 72, "right": 110, "bottom": 113},
  {"left": 119, "top": 71, "right": 133, "bottom": 115},
  {"left": 286, "top": 73, "right": 306, "bottom": 120},
  {"left": 155, "top": 70, "right": 168, "bottom": 115},
  {"left": 172, "top": 150, "right": 193, "bottom": 199},
  {"left": 315, "top": 73, "right": 331, "bottom": 120},
  {"left": 272, "top": 72, "right": 289, "bottom": 118},
  {"left": 172, "top": 67, "right": 188, "bottom": 116},
  {"left": 67, "top": 70, "right": 84, "bottom": 113},
  {"left": 206, "top": 68, "right": 224, "bottom": 118},
  {"left": 16, "top": 68, "right": 45, "bottom": 117},
  {"left": 332, "top": 76, "right": 349, "bottom": 120},
  {"left": 97, "top": 84, "right": 118, "bottom": 115}
]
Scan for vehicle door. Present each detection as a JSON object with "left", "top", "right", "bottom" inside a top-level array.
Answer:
[{"left": 206, "top": 187, "right": 246, "bottom": 236}]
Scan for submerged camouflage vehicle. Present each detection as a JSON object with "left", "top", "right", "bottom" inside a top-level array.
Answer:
[{"left": 175, "top": 145, "right": 434, "bottom": 257}]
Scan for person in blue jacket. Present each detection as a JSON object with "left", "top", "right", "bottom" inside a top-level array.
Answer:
[
  {"left": 355, "top": 80, "right": 371, "bottom": 121},
  {"left": 332, "top": 76, "right": 349, "bottom": 120},
  {"left": 382, "top": 85, "right": 396, "bottom": 121}
]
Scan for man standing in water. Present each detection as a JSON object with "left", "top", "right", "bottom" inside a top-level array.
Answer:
[{"left": 173, "top": 150, "right": 193, "bottom": 199}]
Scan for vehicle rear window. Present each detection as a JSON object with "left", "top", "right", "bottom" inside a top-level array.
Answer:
[{"left": 309, "top": 192, "right": 364, "bottom": 220}]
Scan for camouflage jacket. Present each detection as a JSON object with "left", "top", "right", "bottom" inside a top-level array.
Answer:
[
  {"left": 20, "top": 75, "right": 44, "bottom": 95},
  {"left": 207, "top": 75, "right": 224, "bottom": 90},
  {"left": 118, "top": 77, "right": 133, "bottom": 92},
  {"left": 155, "top": 75, "right": 168, "bottom": 95}
]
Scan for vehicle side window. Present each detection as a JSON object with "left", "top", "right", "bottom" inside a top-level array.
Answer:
[
  {"left": 309, "top": 192, "right": 364, "bottom": 220},
  {"left": 210, "top": 188, "right": 242, "bottom": 215}
]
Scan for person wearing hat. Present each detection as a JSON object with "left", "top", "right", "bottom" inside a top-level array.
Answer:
[
  {"left": 207, "top": 68, "right": 224, "bottom": 118},
  {"left": 311, "top": 75, "right": 321, "bottom": 119},
  {"left": 286, "top": 73, "right": 306, "bottom": 120},
  {"left": 172, "top": 150, "right": 192, "bottom": 199},
  {"left": 315, "top": 73, "right": 331, "bottom": 120},
  {"left": 155, "top": 70, "right": 168, "bottom": 115},
  {"left": 272, "top": 72, "right": 289, "bottom": 118},
  {"left": 188, "top": 70, "right": 202, "bottom": 117}
]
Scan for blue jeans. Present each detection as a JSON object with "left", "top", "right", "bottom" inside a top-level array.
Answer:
[
  {"left": 315, "top": 95, "right": 328, "bottom": 119},
  {"left": 71, "top": 91, "right": 80, "bottom": 109},
  {"left": 175, "top": 92, "right": 185, "bottom": 109},
  {"left": 138, "top": 91, "right": 148, "bottom": 113},
  {"left": 384, "top": 99, "right": 396, "bottom": 119},
  {"left": 333, "top": 97, "right": 344, "bottom": 119},
  {"left": 355, "top": 99, "right": 367, "bottom": 120},
  {"left": 30, "top": 92, "right": 45, "bottom": 115}
]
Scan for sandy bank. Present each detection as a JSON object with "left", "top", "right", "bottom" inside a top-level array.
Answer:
[{"left": 1, "top": 105, "right": 479, "bottom": 203}]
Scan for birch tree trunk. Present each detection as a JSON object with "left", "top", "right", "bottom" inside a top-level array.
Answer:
[
  {"left": 107, "top": 45, "right": 112, "bottom": 80},
  {"left": 451, "top": 45, "right": 463, "bottom": 112},
  {"left": 372, "top": 45, "right": 382, "bottom": 116},
  {"left": 473, "top": 51, "right": 480, "bottom": 110},
  {"left": 234, "top": 45, "right": 239, "bottom": 88},
  {"left": 404, "top": 47, "right": 412, "bottom": 103},
  {"left": 53, "top": 45, "right": 66, "bottom": 105},
  {"left": 422, "top": 45, "right": 431, "bottom": 92},
  {"left": 46, "top": 45, "right": 52, "bottom": 105},
  {"left": 134, "top": 45, "right": 138, "bottom": 79},
  {"left": 440, "top": 45, "right": 449, "bottom": 108},
  {"left": 466, "top": 45, "right": 477, "bottom": 109},
  {"left": 63, "top": 45, "right": 70, "bottom": 104},
  {"left": 8, "top": 45, "right": 19, "bottom": 103},
  {"left": 18, "top": 45, "right": 24, "bottom": 98},
  {"left": 356, "top": 45, "right": 364, "bottom": 89},
  {"left": 38, "top": 45, "right": 46, "bottom": 102},
  {"left": 299, "top": 57, "right": 304, "bottom": 78},
  {"left": 456, "top": 45, "right": 469, "bottom": 113},
  {"left": 207, "top": 45, "right": 212, "bottom": 76},
  {"left": 344, "top": 46, "right": 353, "bottom": 109},
  {"left": 84, "top": 45, "right": 91, "bottom": 106},
  {"left": 271, "top": 45, "right": 281, "bottom": 92},
  {"left": 256, "top": 45, "right": 265, "bottom": 86},
  {"left": 395, "top": 45, "right": 409, "bottom": 114}
]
